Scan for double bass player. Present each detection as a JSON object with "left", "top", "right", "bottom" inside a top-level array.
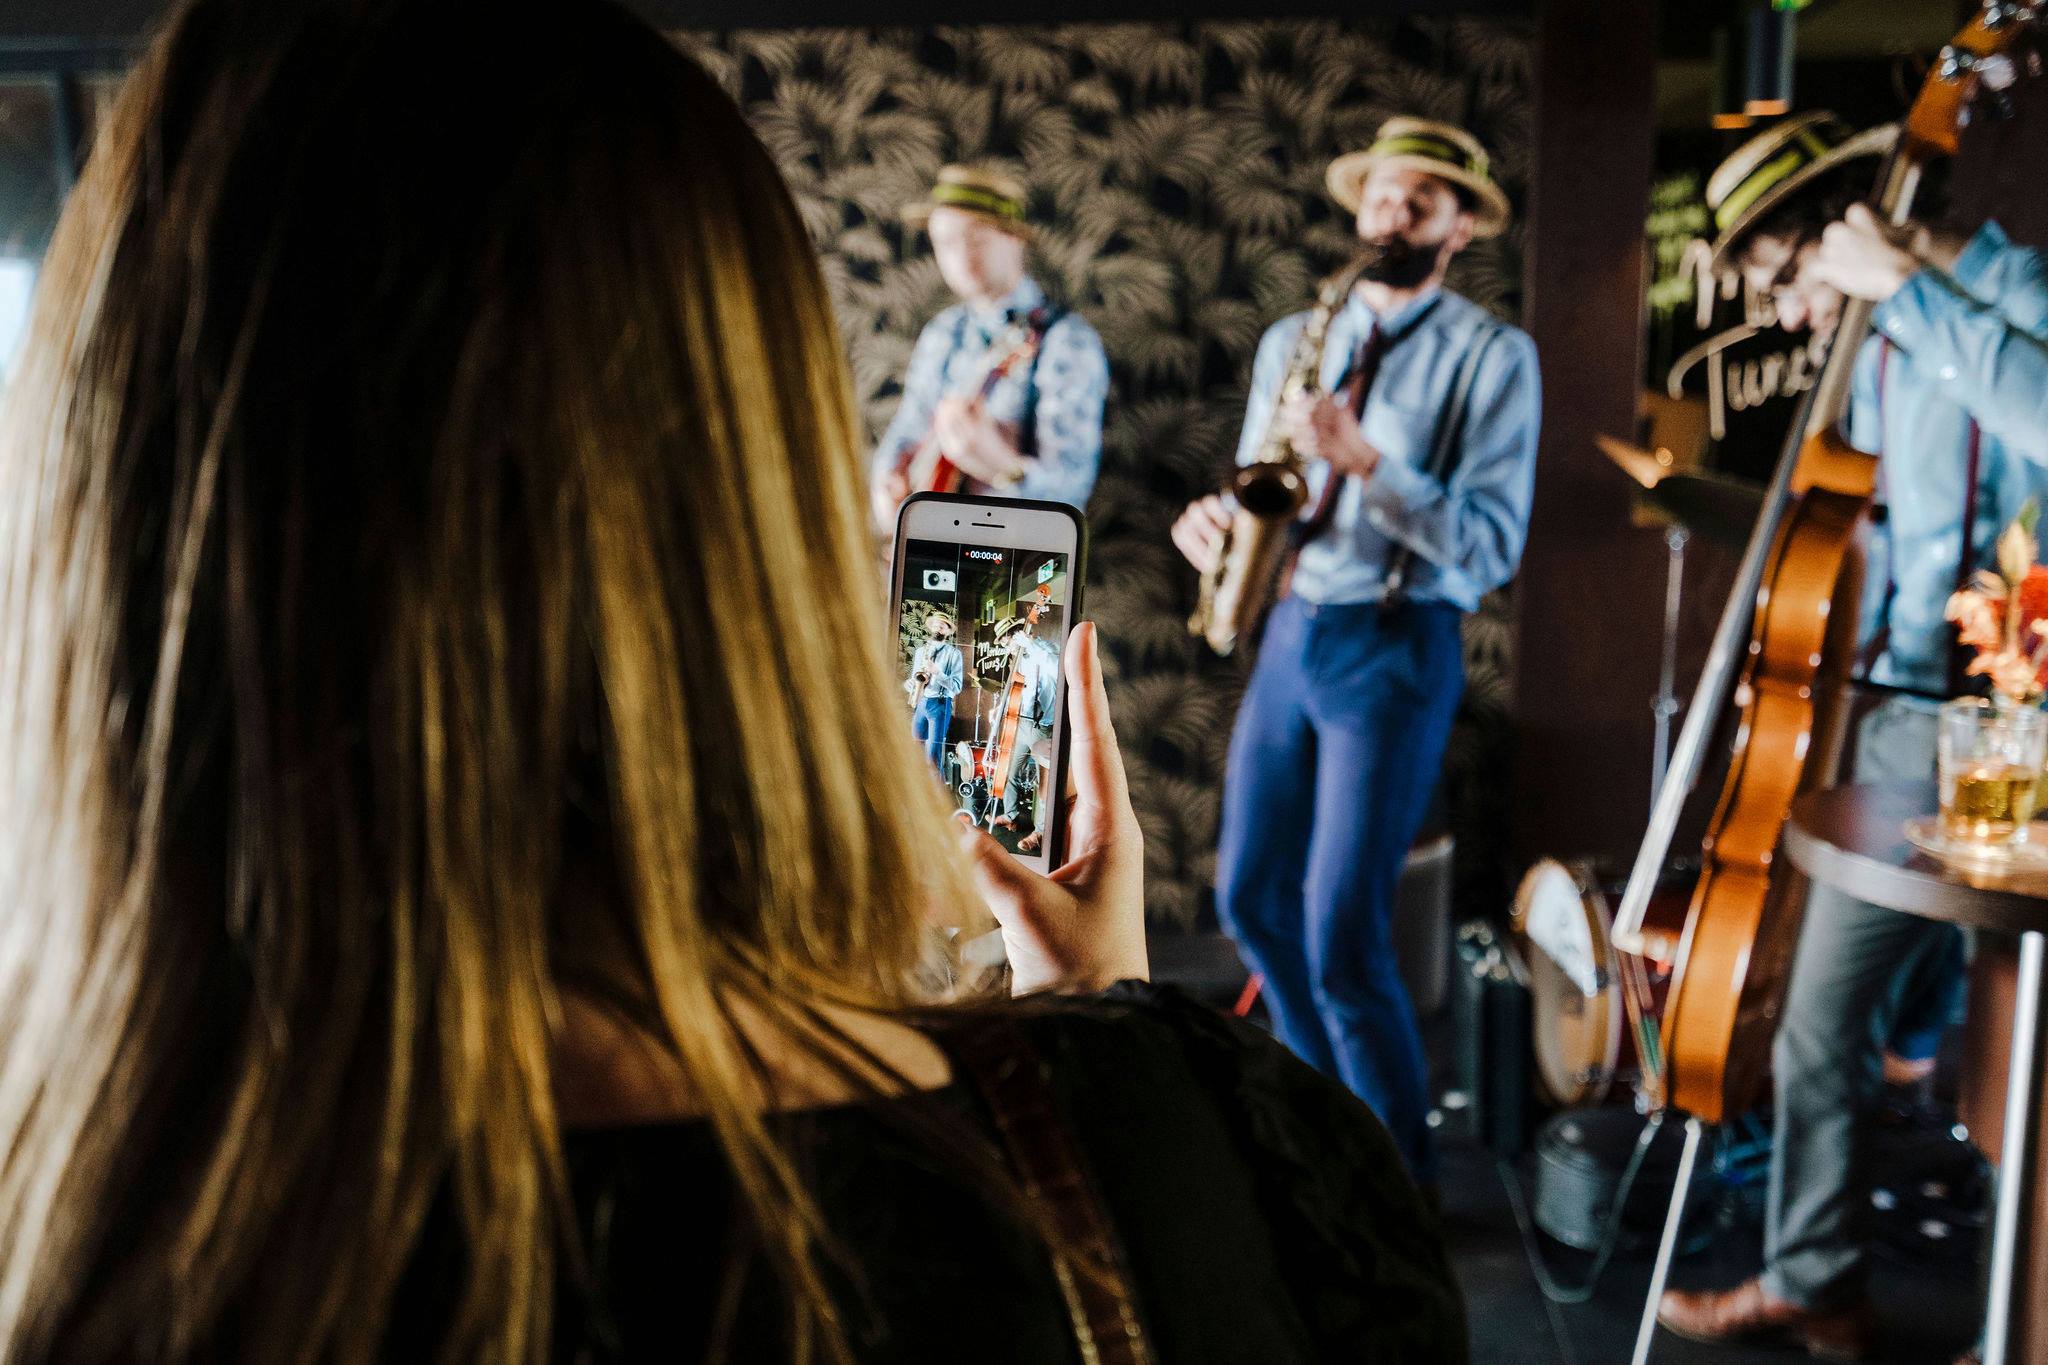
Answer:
[{"left": 1658, "top": 114, "right": 2048, "bottom": 1362}]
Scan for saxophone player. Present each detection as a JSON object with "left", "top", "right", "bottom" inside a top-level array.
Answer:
[
  {"left": 1170, "top": 119, "right": 1542, "bottom": 1189},
  {"left": 906, "top": 607, "right": 964, "bottom": 773}
]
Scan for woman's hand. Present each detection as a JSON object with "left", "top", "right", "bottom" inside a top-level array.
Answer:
[{"left": 958, "top": 622, "right": 1147, "bottom": 994}]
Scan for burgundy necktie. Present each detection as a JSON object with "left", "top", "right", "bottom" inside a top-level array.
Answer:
[{"left": 1299, "top": 320, "right": 1385, "bottom": 544}]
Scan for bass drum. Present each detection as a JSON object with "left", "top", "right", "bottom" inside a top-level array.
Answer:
[{"left": 1511, "top": 859, "right": 1624, "bottom": 1109}]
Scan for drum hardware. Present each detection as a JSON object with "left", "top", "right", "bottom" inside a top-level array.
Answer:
[
  {"left": 1596, "top": 399, "right": 1763, "bottom": 804},
  {"left": 1512, "top": 860, "right": 1625, "bottom": 1110},
  {"left": 1652, "top": 522, "right": 1688, "bottom": 805},
  {"left": 1477, "top": 859, "right": 1732, "bottom": 1314},
  {"left": 1516, "top": 1106, "right": 1719, "bottom": 1261}
]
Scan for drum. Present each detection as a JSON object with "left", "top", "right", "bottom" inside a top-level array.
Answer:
[{"left": 1511, "top": 859, "right": 1624, "bottom": 1109}]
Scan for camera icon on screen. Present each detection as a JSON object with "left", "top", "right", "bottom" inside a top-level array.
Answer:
[{"left": 922, "top": 569, "right": 957, "bottom": 593}]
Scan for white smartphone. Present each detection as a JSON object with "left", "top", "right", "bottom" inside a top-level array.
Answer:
[{"left": 889, "top": 492, "right": 1087, "bottom": 873}]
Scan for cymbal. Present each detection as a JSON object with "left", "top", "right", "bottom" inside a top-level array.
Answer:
[
  {"left": 1597, "top": 433, "right": 1681, "bottom": 490},
  {"left": 1637, "top": 472, "right": 1766, "bottom": 552}
]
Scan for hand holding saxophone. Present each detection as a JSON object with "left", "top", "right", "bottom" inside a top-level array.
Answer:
[
  {"left": 1276, "top": 394, "right": 1383, "bottom": 479},
  {"left": 1171, "top": 493, "right": 1232, "bottom": 574}
]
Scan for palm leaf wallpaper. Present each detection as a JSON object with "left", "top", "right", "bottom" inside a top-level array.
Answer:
[{"left": 676, "top": 19, "right": 1534, "bottom": 927}]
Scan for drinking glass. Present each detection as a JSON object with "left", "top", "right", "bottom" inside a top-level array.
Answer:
[{"left": 1938, "top": 699, "right": 2048, "bottom": 845}]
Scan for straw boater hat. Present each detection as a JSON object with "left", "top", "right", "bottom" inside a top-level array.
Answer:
[
  {"left": 991, "top": 615, "right": 1033, "bottom": 644},
  {"left": 1325, "top": 117, "right": 1511, "bottom": 239},
  {"left": 925, "top": 606, "right": 955, "bottom": 631},
  {"left": 1705, "top": 112, "right": 1897, "bottom": 274},
  {"left": 904, "top": 165, "right": 1038, "bottom": 244}
]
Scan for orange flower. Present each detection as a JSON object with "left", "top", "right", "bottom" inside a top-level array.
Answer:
[
  {"left": 2020, "top": 565, "right": 2048, "bottom": 628},
  {"left": 1968, "top": 649, "right": 2045, "bottom": 702},
  {"left": 1948, "top": 502, "right": 2048, "bottom": 703},
  {"left": 1948, "top": 589, "right": 2006, "bottom": 650}
]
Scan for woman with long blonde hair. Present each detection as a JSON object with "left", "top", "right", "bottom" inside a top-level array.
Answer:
[{"left": 0, "top": 1, "right": 1462, "bottom": 1360}]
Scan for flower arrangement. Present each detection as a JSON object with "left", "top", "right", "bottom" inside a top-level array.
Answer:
[{"left": 1946, "top": 501, "right": 2048, "bottom": 705}]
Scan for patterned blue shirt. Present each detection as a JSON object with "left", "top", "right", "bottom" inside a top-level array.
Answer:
[
  {"left": 1235, "top": 287, "right": 1542, "bottom": 611},
  {"left": 1853, "top": 221, "right": 2048, "bottom": 695},
  {"left": 872, "top": 276, "right": 1108, "bottom": 511}
]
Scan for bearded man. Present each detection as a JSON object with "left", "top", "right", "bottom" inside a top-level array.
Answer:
[{"left": 1171, "top": 117, "right": 1542, "bottom": 1190}]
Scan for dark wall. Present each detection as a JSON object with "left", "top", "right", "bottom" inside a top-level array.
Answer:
[
  {"left": 677, "top": 20, "right": 1537, "bottom": 925},
  {"left": 1509, "top": 0, "right": 1657, "bottom": 872},
  {"left": 1950, "top": 54, "right": 2048, "bottom": 248}
]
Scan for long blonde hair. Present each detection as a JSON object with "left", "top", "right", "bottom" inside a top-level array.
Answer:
[{"left": 0, "top": 0, "right": 981, "bottom": 1357}]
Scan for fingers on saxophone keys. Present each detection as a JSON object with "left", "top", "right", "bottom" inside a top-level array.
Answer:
[{"left": 1172, "top": 513, "right": 1220, "bottom": 573}]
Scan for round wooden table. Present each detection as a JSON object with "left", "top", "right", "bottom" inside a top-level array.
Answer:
[{"left": 1784, "top": 781, "right": 2048, "bottom": 1365}]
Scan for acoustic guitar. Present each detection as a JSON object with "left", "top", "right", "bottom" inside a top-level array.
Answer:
[{"left": 897, "top": 314, "right": 1050, "bottom": 495}]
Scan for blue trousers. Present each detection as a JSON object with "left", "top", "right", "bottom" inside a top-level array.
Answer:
[
  {"left": 912, "top": 695, "right": 952, "bottom": 771},
  {"left": 1216, "top": 597, "right": 1464, "bottom": 1184}
]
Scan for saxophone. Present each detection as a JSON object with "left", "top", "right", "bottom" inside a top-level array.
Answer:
[{"left": 1187, "top": 261, "right": 1364, "bottom": 656}]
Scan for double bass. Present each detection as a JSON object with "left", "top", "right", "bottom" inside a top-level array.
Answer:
[
  {"left": 980, "top": 588, "right": 1055, "bottom": 827},
  {"left": 982, "top": 656, "right": 1031, "bottom": 826},
  {"left": 1612, "top": 5, "right": 2040, "bottom": 1127}
]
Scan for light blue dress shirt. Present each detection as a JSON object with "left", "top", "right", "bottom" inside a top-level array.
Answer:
[
  {"left": 1234, "top": 287, "right": 1542, "bottom": 611},
  {"left": 872, "top": 276, "right": 1109, "bottom": 511},
  {"left": 1853, "top": 221, "right": 2048, "bottom": 695},
  {"left": 910, "top": 639, "right": 964, "bottom": 702}
]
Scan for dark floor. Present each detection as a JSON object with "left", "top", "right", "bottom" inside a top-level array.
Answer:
[
  {"left": 1149, "top": 931, "right": 1984, "bottom": 1365},
  {"left": 1439, "top": 1110, "right": 1981, "bottom": 1365}
]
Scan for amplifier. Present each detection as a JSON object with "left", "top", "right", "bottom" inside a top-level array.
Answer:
[{"left": 1451, "top": 920, "right": 1535, "bottom": 1158}]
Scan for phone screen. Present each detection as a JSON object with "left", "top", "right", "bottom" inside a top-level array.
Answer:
[{"left": 894, "top": 522, "right": 1075, "bottom": 870}]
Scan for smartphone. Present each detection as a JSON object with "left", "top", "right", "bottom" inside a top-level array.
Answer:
[{"left": 889, "top": 492, "right": 1087, "bottom": 873}]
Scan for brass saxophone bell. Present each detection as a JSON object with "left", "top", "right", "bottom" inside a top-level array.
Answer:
[{"left": 1230, "top": 462, "right": 1310, "bottom": 519}]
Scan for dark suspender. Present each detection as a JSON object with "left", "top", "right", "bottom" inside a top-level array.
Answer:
[
  {"left": 947, "top": 303, "right": 1065, "bottom": 458},
  {"left": 1017, "top": 306, "right": 1066, "bottom": 458},
  {"left": 1381, "top": 318, "right": 1498, "bottom": 610}
]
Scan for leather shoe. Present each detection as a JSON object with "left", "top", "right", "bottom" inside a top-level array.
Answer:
[{"left": 1658, "top": 1278, "right": 1876, "bottom": 1360}]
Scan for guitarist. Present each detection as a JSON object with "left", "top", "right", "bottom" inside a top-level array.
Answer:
[
  {"left": 1660, "top": 114, "right": 2048, "bottom": 1360},
  {"left": 906, "top": 607, "right": 964, "bottom": 774},
  {"left": 868, "top": 165, "right": 1108, "bottom": 530}
]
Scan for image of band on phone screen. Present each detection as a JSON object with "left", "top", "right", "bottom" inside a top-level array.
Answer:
[{"left": 891, "top": 494, "right": 1083, "bottom": 872}]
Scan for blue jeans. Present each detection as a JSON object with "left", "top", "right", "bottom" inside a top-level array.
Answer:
[
  {"left": 1216, "top": 597, "right": 1464, "bottom": 1183},
  {"left": 912, "top": 695, "right": 952, "bottom": 772}
]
